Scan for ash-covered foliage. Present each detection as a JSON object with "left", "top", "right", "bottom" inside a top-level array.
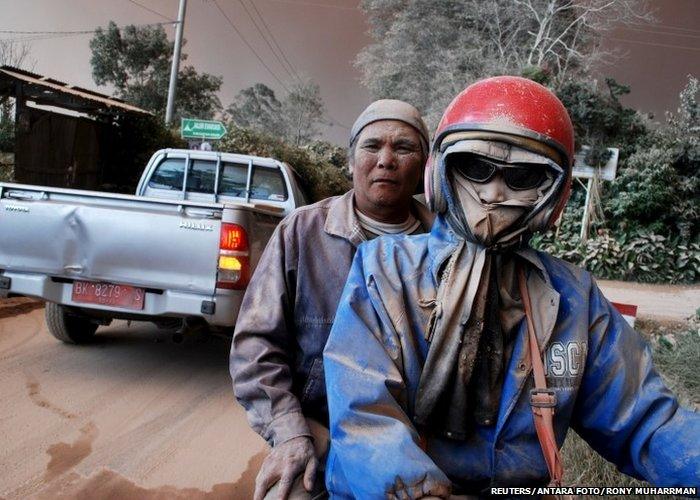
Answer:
[
  {"left": 225, "top": 81, "right": 327, "bottom": 147},
  {"left": 357, "top": 0, "right": 651, "bottom": 128},
  {"left": 532, "top": 77, "right": 699, "bottom": 283},
  {"left": 219, "top": 125, "right": 351, "bottom": 203}
]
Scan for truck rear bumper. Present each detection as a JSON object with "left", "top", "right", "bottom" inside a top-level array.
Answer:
[{"left": 0, "top": 271, "right": 241, "bottom": 328}]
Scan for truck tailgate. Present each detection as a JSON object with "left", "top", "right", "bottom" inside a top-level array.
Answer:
[{"left": 0, "top": 184, "right": 221, "bottom": 295}]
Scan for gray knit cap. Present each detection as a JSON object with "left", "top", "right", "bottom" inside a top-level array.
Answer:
[{"left": 349, "top": 99, "right": 429, "bottom": 154}]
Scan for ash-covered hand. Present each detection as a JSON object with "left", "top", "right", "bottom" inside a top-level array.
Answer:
[{"left": 254, "top": 436, "right": 318, "bottom": 500}]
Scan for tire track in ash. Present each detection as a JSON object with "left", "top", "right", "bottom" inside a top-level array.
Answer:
[
  {"left": 0, "top": 309, "right": 43, "bottom": 362},
  {"left": 25, "top": 374, "right": 77, "bottom": 420}
]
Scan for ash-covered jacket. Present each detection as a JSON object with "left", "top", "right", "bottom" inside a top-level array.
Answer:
[
  {"left": 323, "top": 215, "right": 700, "bottom": 498},
  {"left": 231, "top": 190, "right": 434, "bottom": 447}
]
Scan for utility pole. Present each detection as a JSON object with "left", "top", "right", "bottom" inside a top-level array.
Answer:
[{"left": 165, "top": 0, "right": 187, "bottom": 126}]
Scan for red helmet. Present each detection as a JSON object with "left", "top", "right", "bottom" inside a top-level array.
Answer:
[{"left": 425, "top": 76, "right": 574, "bottom": 228}]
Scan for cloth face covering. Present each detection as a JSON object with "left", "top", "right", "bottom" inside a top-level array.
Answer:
[
  {"left": 415, "top": 141, "right": 558, "bottom": 439},
  {"left": 451, "top": 158, "right": 553, "bottom": 247}
]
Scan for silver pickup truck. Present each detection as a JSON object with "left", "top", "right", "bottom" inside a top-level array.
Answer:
[{"left": 0, "top": 149, "right": 308, "bottom": 343}]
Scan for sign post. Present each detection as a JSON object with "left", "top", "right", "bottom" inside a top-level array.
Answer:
[
  {"left": 180, "top": 118, "right": 227, "bottom": 140},
  {"left": 572, "top": 146, "right": 619, "bottom": 242}
]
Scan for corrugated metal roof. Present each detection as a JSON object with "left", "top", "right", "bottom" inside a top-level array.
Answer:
[{"left": 0, "top": 65, "right": 150, "bottom": 115}]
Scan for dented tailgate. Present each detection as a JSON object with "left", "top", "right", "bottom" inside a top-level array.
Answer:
[{"left": 0, "top": 183, "right": 221, "bottom": 296}]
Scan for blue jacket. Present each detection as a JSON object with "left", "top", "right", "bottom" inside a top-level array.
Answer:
[{"left": 323, "top": 216, "right": 699, "bottom": 498}]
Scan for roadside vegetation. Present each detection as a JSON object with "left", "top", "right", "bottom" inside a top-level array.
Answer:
[
  {"left": 358, "top": 0, "right": 698, "bottom": 284},
  {"left": 532, "top": 77, "right": 699, "bottom": 283},
  {"left": 219, "top": 125, "right": 350, "bottom": 202},
  {"left": 561, "top": 314, "right": 699, "bottom": 495}
]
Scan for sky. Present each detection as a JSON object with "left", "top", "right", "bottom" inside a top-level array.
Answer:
[{"left": 0, "top": 0, "right": 698, "bottom": 145}]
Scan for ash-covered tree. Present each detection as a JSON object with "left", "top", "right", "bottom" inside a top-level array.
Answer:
[
  {"left": 357, "top": 0, "right": 653, "bottom": 127},
  {"left": 557, "top": 77, "right": 649, "bottom": 166},
  {"left": 226, "top": 79, "right": 326, "bottom": 146},
  {"left": 89, "top": 21, "right": 222, "bottom": 122},
  {"left": 226, "top": 83, "right": 285, "bottom": 137},
  {"left": 607, "top": 76, "right": 699, "bottom": 240},
  {"left": 282, "top": 80, "right": 326, "bottom": 146}
]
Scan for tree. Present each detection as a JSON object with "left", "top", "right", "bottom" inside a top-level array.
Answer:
[
  {"left": 218, "top": 126, "right": 350, "bottom": 202},
  {"left": 357, "top": 0, "right": 652, "bottom": 128},
  {"left": 226, "top": 80, "right": 326, "bottom": 146},
  {"left": 89, "top": 21, "right": 222, "bottom": 122},
  {"left": 282, "top": 80, "right": 326, "bottom": 146},
  {"left": 557, "top": 77, "right": 648, "bottom": 165},
  {"left": 607, "top": 76, "right": 699, "bottom": 239},
  {"left": 226, "top": 83, "right": 285, "bottom": 137}
]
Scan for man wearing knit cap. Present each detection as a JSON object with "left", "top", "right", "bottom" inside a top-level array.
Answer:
[{"left": 231, "top": 99, "right": 434, "bottom": 499}]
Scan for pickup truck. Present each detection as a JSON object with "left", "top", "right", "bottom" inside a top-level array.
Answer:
[{"left": 0, "top": 148, "right": 308, "bottom": 343}]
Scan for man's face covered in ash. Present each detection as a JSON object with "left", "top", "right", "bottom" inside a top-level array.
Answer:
[{"left": 443, "top": 140, "right": 556, "bottom": 247}]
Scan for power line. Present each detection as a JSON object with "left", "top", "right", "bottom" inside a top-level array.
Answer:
[
  {"left": 609, "top": 37, "right": 700, "bottom": 52},
  {"left": 325, "top": 113, "right": 350, "bottom": 130},
  {"left": 0, "top": 22, "right": 177, "bottom": 43},
  {"left": 620, "top": 26, "right": 700, "bottom": 40},
  {"left": 124, "top": 0, "right": 175, "bottom": 21},
  {"left": 248, "top": 0, "right": 302, "bottom": 83},
  {"left": 0, "top": 32, "right": 89, "bottom": 43},
  {"left": 242, "top": 0, "right": 350, "bottom": 130},
  {"left": 236, "top": 0, "right": 297, "bottom": 81},
  {"left": 630, "top": 21, "right": 700, "bottom": 35},
  {"left": 267, "top": 0, "right": 358, "bottom": 10},
  {"left": 0, "top": 22, "right": 175, "bottom": 36},
  {"left": 211, "top": 0, "right": 291, "bottom": 93},
  {"left": 0, "top": 29, "right": 95, "bottom": 35}
]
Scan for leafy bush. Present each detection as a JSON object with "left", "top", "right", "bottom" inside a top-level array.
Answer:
[
  {"left": 0, "top": 116, "right": 12, "bottom": 152},
  {"left": 557, "top": 78, "right": 648, "bottom": 166},
  {"left": 607, "top": 76, "right": 699, "bottom": 240},
  {"left": 533, "top": 229, "right": 700, "bottom": 284},
  {"left": 533, "top": 76, "right": 700, "bottom": 284},
  {"left": 219, "top": 125, "right": 351, "bottom": 202}
]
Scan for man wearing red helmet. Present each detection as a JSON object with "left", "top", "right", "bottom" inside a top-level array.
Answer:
[{"left": 323, "top": 77, "right": 699, "bottom": 498}]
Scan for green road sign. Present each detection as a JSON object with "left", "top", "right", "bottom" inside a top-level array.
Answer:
[{"left": 181, "top": 118, "right": 227, "bottom": 140}]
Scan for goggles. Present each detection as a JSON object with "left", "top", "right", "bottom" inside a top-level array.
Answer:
[{"left": 453, "top": 157, "right": 549, "bottom": 191}]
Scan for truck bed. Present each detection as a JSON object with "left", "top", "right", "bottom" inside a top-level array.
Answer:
[{"left": 0, "top": 182, "right": 281, "bottom": 327}]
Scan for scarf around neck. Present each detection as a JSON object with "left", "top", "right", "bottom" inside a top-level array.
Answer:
[{"left": 414, "top": 240, "right": 525, "bottom": 438}]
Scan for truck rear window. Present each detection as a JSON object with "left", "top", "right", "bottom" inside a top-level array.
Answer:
[
  {"left": 219, "top": 162, "right": 288, "bottom": 201},
  {"left": 147, "top": 157, "right": 288, "bottom": 201},
  {"left": 148, "top": 158, "right": 185, "bottom": 190},
  {"left": 186, "top": 160, "right": 217, "bottom": 193}
]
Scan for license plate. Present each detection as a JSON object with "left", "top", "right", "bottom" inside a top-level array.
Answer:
[{"left": 72, "top": 280, "right": 145, "bottom": 310}]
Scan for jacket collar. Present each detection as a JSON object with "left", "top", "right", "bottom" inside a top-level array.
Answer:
[
  {"left": 427, "top": 215, "right": 552, "bottom": 285},
  {"left": 324, "top": 189, "right": 436, "bottom": 248}
]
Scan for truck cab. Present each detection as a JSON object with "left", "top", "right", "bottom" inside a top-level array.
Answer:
[{"left": 136, "top": 149, "right": 308, "bottom": 216}]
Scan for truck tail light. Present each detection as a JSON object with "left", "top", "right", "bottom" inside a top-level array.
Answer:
[{"left": 217, "top": 223, "right": 250, "bottom": 290}]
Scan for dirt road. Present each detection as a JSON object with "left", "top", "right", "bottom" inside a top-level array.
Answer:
[
  {"left": 0, "top": 307, "right": 267, "bottom": 500},
  {"left": 597, "top": 280, "right": 699, "bottom": 320},
  {"left": 1, "top": 278, "right": 697, "bottom": 499}
]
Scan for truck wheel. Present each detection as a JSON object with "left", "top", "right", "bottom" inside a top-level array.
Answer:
[{"left": 45, "top": 303, "right": 98, "bottom": 344}]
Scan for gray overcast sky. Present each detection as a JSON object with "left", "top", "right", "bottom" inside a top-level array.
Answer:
[{"left": 1, "top": 0, "right": 698, "bottom": 144}]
